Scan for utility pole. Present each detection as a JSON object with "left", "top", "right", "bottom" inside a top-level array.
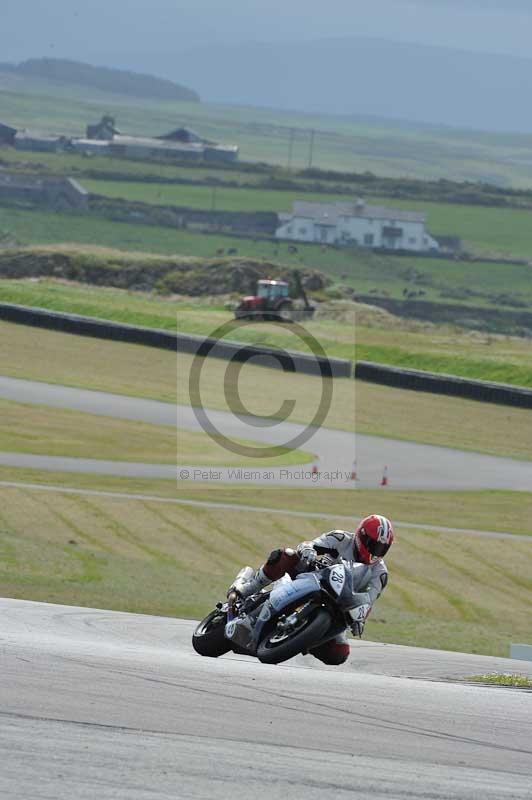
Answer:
[
  {"left": 287, "top": 128, "right": 295, "bottom": 170},
  {"left": 308, "top": 129, "right": 315, "bottom": 169}
]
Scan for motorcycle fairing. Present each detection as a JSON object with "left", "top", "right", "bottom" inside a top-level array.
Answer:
[{"left": 269, "top": 573, "right": 321, "bottom": 611}]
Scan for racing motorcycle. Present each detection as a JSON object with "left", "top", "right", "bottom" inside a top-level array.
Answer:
[{"left": 192, "top": 557, "right": 372, "bottom": 664}]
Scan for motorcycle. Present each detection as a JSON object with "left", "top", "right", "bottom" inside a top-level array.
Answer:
[{"left": 192, "top": 557, "right": 372, "bottom": 664}]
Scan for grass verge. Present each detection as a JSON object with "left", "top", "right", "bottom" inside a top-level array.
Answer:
[
  {"left": 0, "top": 475, "right": 530, "bottom": 656},
  {"left": 1, "top": 321, "right": 531, "bottom": 461},
  {"left": 0, "top": 398, "right": 312, "bottom": 467},
  {"left": 467, "top": 674, "right": 532, "bottom": 687},
  {"left": 0, "top": 466, "right": 531, "bottom": 535}
]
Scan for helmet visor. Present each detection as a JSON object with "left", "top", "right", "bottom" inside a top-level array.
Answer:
[{"left": 359, "top": 531, "right": 390, "bottom": 559}]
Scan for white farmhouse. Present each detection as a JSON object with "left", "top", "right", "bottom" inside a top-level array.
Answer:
[{"left": 276, "top": 199, "right": 439, "bottom": 252}]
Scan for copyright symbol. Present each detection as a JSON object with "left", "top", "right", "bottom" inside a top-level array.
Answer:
[
  {"left": 188, "top": 318, "right": 333, "bottom": 458},
  {"left": 179, "top": 469, "right": 190, "bottom": 480}
]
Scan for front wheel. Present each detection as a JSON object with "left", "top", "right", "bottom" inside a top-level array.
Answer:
[
  {"left": 192, "top": 608, "right": 232, "bottom": 657},
  {"left": 257, "top": 607, "right": 331, "bottom": 664}
]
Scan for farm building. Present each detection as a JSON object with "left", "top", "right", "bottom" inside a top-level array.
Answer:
[
  {"left": 108, "top": 134, "right": 204, "bottom": 162},
  {"left": 204, "top": 144, "right": 239, "bottom": 163},
  {"left": 276, "top": 199, "right": 439, "bottom": 252},
  {"left": 2, "top": 113, "right": 239, "bottom": 163},
  {"left": 86, "top": 115, "right": 120, "bottom": 140},
  {"left": 71, "top": 139, "right": 111, "bottom": 156},
  {"left": 0, "top": 171, "right": 89, "bottom": 209},
  {"left": 14, "top": 130, "right": 71, "bottom": 153},
  {"left": 0, "top": 123, "right": 17, "bottom": 145},
  {"left": 158, "top": 126, "right": 239, "bottom": 162},
  {"left": 158, "top": 127, "right": 207, "bottom": 143}
]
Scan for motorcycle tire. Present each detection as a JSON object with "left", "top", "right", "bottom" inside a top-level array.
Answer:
[
  {"left": 192, "top": 609, "right": 232, "bottom": 658},
  {"left": 257, "top": 607, "right": 332, "bottom": 665}
]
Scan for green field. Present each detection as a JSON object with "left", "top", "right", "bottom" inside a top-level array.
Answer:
[
  {"left": 5, "top": 70, "right": 532, "bottom": 187},
  {"left": 82, "top": 176, "right": 532, "bottom": 260},
  {"left": 2, "top": 206, "right": 532, "bottom": 317},
  {"left": 0, "top": 145, "right": 256, "bottom": 186},
  {"left": 83, "top": 177, "right": 350, "bottom": 212},
  {"left": 3, "top": 140, "right": 532, "bottom": 213},
  {"left": 2, "top": 277, "right": 532, "bottom": 389}
]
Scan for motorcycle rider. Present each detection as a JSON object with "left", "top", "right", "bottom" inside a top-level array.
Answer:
[{"left": 228, "top": 514, "right": 394, "bottom": 665}]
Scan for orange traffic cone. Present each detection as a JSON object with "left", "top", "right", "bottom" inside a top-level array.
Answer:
[
  {"left": 380, "top": 466, "right": 389, "bottom": 487},
  {"left": 350, "top": 460, "right": 357, "bottom": 481}
]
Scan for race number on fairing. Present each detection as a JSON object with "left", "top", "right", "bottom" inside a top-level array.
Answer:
[{"left": 329, "top": 565, "right": 346, "bottom": 594}]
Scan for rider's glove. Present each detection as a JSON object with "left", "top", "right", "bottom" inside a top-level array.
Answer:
[{"left": 298, "top": 545, "right": 317, "bottom": 569}]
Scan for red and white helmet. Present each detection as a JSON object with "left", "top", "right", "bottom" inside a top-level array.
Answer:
[{"left": 354, "top": 515, "right": 394, "bottom": 564}]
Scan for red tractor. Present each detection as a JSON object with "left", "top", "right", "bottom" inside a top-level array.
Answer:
[{"left": 234, "top": 273, "right": 314, "bottom": 323}]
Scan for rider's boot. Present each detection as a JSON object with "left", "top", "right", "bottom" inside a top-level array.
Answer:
[{"left": 230, "top": 567, "right": 270, "bottom": 599}]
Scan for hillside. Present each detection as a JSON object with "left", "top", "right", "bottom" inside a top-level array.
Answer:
[
  {"left": 171, "top": 36, "right": 532, "bottom": 132},
  {"left": 0, "top": 58, "right": 200, "bottom": 103},
  {"left": 0, "top": 247, "right": 328, "bottom": 297}
]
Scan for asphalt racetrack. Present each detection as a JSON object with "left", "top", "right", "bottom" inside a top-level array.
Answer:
[
  {"left": 1, "top": 376, "right": 532, "bottom": 490},
  {"left": 1, "top": 598, "right": 531, "bottom": 800}
]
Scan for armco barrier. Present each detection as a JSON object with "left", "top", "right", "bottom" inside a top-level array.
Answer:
[
  {"left": 3, "top": 302, "right": 530, "bottom": 402},
  {"left": 355, "top": 361, "right": 532, "bottom": 409},
  {"left": 0, "top": 302, "right": 352, "bottom": 379}
]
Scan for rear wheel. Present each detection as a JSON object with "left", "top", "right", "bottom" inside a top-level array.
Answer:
[
  {"left": 277, "top": 303, "right": 294, "bottom": 323},
  {"left": 234, "top": 305, "right": 250, "bottom": 320},
  {"left": 257, "top": 607, "right": 331, "bottom": 664},
  {"left": 192, "top": 609, "right": 232, "bottom": 657}
]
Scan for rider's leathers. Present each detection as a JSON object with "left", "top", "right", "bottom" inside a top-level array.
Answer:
[{"left": 232, "top": 530, "right": 389, "bottom": 665}]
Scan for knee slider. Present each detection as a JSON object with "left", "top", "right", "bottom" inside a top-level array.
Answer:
[
  {"left": 330, "top": 645, "right": 350, "bottom": 665},
  {"left": 311, "top": 641, "right": 350, "bottom": 665}
]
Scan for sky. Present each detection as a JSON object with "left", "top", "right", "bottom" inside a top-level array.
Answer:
[
  {"left": 2, "top": 0, "right": 532, "bottom": 69},
  {"left": 3, "top": 1, "right": 532, "bottom": 131}
]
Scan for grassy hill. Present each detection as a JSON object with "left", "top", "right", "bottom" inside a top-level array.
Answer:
[{"left": 1, "top": 58, "right": 199, "bottom": 102}]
